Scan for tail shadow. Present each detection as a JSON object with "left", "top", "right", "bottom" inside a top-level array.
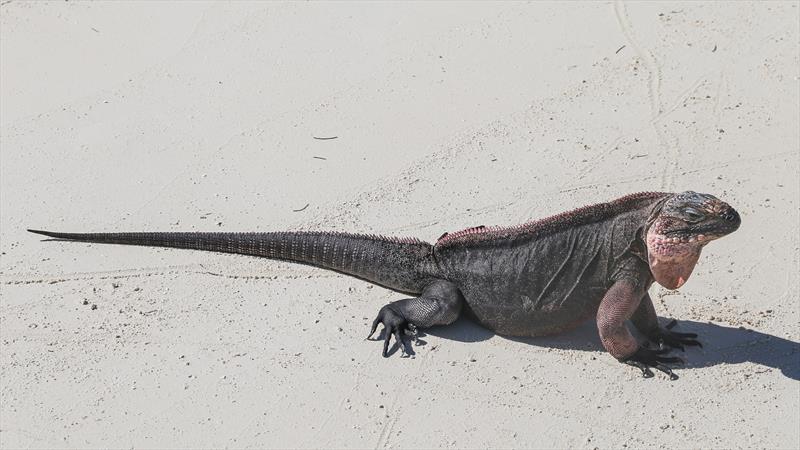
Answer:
[{"left": 425, "top": 317, "right": 800, "bottom": 380}]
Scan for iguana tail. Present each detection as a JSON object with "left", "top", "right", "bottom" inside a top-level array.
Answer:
[{"left": 27, "top": 229, "right": 437, "bottom": 294}]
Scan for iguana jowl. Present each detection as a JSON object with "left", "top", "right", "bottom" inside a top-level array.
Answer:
[{"left": 29, "top": 191, "right": 740, "bottom": 379}]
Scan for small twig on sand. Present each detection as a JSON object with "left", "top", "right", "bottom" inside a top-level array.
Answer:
[
  {"left": 712, "top": 44, "right": 717, "bottom": 52},
  {"left": 313, "top": 156, "right": 327, "bottom": 160},
  {"left": 313, "top": 136, "right": 338, "bottom": 140},
  {"left": 293, "top": 203, "right": 310, "bottom": 212},
  {"left": 615, "top": 45, "right": 626, "bottom": 54}
]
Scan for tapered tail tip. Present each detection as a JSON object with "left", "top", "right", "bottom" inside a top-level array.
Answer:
[{"left": 28, "top": 229, "right": 56, "bottom": 238}]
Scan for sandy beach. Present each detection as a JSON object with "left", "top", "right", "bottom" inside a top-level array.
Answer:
[{"left": 1, "top": 1, "right": 798, "bottom": 448}]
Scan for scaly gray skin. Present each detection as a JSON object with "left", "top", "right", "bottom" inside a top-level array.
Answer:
[{"left": 28, "top": 190, "right": 740, "bottom": 379}]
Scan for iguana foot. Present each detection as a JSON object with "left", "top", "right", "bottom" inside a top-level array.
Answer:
[
  {"left": 621, "top": 347, "right": 683, "bottom": 380},
  {"left": 649, "top": 319, "right": 702, "bottom": 351},
  {"left": 367, "top": 304, "right": 412, "bottom": 357},
  {"left": 366, "top": 280, "right": 465, "bottom": 357}
]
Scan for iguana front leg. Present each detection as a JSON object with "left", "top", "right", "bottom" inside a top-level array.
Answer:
[
  {"left": 632, "top": 294, "right": 702, "bottom": 351},
  {"left": 597, "top": 281, "right": 682, "bottom": 379}
]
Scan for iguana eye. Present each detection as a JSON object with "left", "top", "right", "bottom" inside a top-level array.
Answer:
[{"left": 683, "top": 207, "right": 705, "bottom": 222}]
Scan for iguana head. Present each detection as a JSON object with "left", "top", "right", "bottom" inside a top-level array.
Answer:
[{"left": 646, "top": 191, "right": 740, "bottom": 289}]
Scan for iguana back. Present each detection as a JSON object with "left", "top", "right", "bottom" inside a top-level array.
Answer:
[{"left": 433, "top": 192, "right": 665, "bottom": 335}]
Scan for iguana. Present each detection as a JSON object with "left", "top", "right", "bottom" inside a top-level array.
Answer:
[{"left": 28, "top": 190, "right": 740, "bottom": 379}]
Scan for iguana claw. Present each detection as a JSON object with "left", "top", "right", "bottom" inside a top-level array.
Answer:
[
  {"left": 622, "top": 346, "right": 683, "bottom": 380},
  {"left": 650, "top": 319, "right": 702, "bottom": 351},
  {"left": 367, "top": 305, "right": 411, "bottom": 357}
]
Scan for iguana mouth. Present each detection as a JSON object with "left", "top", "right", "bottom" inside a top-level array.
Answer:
[
  {"left": 664, "top": 224, "right": 737, "bottom": 239},
  {"left": 652, "top": 232, "right": 717, "bottom": 244}
]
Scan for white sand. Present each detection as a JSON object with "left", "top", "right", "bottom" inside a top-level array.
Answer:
[{"left": 1, "top": 1, "right": 798, "bottom": 448}]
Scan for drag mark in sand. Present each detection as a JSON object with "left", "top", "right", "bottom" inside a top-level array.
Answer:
[
  {"left": 0, "top": 264, "right": 200, "bottom": 286},
  {"left": 613, "top": 0, "right": 678, "bottom": 191},
  {"left": 559, "top": 150, "right": 793, "bottom": 195},
  {"left": 372, "top": 346, "right": 436, "bottom": 449}
]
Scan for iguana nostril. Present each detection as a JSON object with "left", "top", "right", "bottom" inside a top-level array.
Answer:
[{"left": 723, "top": 209, "right": 740, "bottom": 222}]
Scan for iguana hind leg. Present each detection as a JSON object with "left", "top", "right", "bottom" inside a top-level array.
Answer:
[{"left": 367, "top": 279, "right": 464, "bottom": 357}]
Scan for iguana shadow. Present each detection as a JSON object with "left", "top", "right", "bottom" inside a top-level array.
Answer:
[{"left": 424, "top": 317, "right": 800, "bottom": 380}]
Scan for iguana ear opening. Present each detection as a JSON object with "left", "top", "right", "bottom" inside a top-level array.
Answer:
[{"left": 647, "top": 249, "right": 701, "bottom": 289}]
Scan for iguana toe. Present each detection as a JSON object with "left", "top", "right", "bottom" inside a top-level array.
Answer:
[
  {"left": 653, "top": 319, "right": 703, "bottom": 351},
  {"left": 622, "top": 347, "right": 683, "bottom": 380},
  {"left": 367, "top": 305, "right": 411, "bottom": 357}
]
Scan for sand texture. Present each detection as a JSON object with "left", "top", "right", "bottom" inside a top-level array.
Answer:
[{"left": 1, "top": 1, "right": 799, "bottom": 448}]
